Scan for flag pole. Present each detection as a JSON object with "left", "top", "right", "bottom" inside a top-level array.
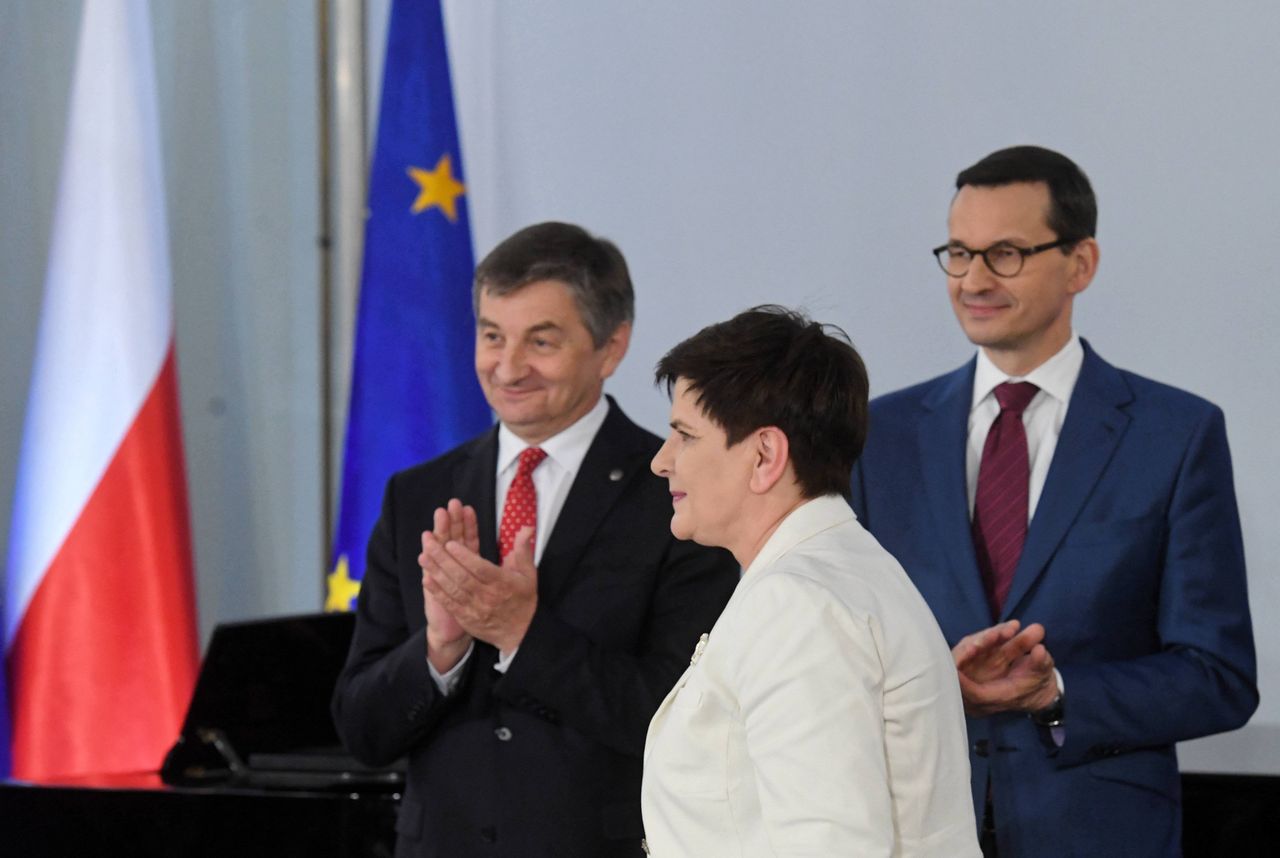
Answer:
[{"left": 317, "top": 0, "right": 368, "bottom": 578}]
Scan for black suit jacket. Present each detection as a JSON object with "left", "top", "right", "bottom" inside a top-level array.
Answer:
[{"left": 332, "top": 398, "right": 739, "bottom": 858}]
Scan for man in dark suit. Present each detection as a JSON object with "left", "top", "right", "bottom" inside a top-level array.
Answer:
[
  {"left": 332, "top": 222, "right": 738, "bottom": 858},
  {"left": 850, "top": 146, "right": 1257, "bottom": 857}
]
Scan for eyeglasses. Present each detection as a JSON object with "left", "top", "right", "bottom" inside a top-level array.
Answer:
[{"left": 931, "top": 238, "right": 1074, "bottom": 278}]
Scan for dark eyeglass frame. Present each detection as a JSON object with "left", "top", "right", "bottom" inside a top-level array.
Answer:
[{"left": 931, "top": 237, "right": 1075, "bottom": 278}]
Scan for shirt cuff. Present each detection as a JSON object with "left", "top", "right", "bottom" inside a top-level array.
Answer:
[
  {"left": 493, "top": 646, "right": 519, "bottom": 674},
  {"left": 427, "top": 640, "right": 474, "bottom": 696},
  {"left": 1049, "top": 668, "right": 1065, "bottom": 747}
]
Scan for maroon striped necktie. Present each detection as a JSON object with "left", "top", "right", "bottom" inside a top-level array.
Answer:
[{"left": 972, "top": 381, "right": 1040, "bottom": 619}]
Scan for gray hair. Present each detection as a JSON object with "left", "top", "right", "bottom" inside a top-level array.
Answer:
[{"left": 472, "top": 221, "right": 634, "bottom": 347}]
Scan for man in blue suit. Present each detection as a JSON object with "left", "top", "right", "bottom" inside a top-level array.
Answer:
[{"left": 850, "top": 145, "right": 1257, "bottom": 857}]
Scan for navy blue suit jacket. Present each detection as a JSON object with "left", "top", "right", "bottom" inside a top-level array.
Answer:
[
  {"left": 332, "top": 399, "right": 738, "bottom": 858},
  {"left": 850, "top": 341, "right": 1257, "bottom": 857}
]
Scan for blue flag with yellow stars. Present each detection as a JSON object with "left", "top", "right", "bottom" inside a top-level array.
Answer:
[{"left": 328, "top": 0, "right": 491, "bottom": 611}]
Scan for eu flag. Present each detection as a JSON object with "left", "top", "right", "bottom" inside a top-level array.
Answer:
[{"left": 327, "top": 0, "right": 491, "bottom": 610}]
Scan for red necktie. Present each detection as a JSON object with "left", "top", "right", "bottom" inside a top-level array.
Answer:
[
  {"left": 972, "top": 382, "right": 1039, "bottom": 619},
  {"left": 499, "top": 447, "right": 546, "bottom": 561}
]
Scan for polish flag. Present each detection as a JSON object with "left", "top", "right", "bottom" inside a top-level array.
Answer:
[{"left": 3, "top": 0, "right": 198, "bottom": 781}]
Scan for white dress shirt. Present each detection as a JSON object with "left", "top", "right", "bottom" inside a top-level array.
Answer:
[
  {"left": 429, "top": 395, "right": 610, "bottom": 692},
  {"left": 966, "top": 333, "right": 1084, "bottom": 520},
  {"left": 494, "top": 395, "right": 609, "bottom": 565}
]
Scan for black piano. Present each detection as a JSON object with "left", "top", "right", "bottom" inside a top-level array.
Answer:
[{"left": 0, "top": 612, "right": 401, "bottom": 857}]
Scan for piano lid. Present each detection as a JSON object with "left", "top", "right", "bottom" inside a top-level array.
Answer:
[{"left": 160, "top": 611, "right": 357, "bottom": 785}]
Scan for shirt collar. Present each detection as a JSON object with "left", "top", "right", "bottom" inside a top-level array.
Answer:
[
  {"left": 971, "top": 332, "right": 1084, "bottom": 412},
  {"left": 496, "top": 394, "right": 610, "bottom": 475}
]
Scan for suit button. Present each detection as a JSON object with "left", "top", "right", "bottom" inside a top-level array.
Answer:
[
  {"left": 494, "top": 726, "right": 513, "bottom": 742},
  {"left": 480, "top": 826, "right": 496, "bottom": 843},
  {"left": 973, "top": 739, "right": 989, "bottom": 757}
]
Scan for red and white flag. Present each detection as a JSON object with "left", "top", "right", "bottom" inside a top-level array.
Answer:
[{"left": 4, "top": 0, "right": 198, "bottom": 781}]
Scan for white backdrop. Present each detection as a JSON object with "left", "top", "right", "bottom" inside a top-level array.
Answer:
[
  {"left": 434, "top": 0, "right": 1280, "bottom": 775},
  {"left": 1, "top": 0, "right": 1276, "bottom": 775}
]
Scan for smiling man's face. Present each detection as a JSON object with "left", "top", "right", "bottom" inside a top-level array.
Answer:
[
  {"left": 946, "top": 181, "right": 1092, "bottom": 375},
  {"left": 475, "top": 279, "right": 628, "bottom": 445}
]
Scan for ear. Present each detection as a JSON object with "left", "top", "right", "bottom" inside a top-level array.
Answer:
[
  {"left": 597, "top": 321, "right": 632, "bottom": 380},
  {"left": 1067, "top": 238, "right": 1100, "bottom": 296},
  {"left": 748, "top": 426, "right": 792, "bottom": 495}
]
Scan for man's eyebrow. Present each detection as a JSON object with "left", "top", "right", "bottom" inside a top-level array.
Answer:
[
  {"left": 669, "top": 418, "right": 694, "bottom": 431},
  {"left": 475, "top": 318, "right": 564, "bottom": 333},
  {"left": 947, "top": 235, "right": 1031, "bottom": 247}
]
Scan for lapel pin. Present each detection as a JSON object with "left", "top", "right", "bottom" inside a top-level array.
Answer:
[
  {"left": 608, "top": 468, "right": 624, "bottom": 481},
  {"left": 690, "top": 633, "right": 709, "bottom": 665}
]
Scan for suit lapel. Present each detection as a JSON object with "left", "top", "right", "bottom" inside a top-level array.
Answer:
[
  {"left": 452, "top": 427, "right": 501, "bottom": 564},
  {"left": 918, "top": 359, "right": 992, "bottom": 626},
  {"left": 1001, "top": 342, "right": 1132, "bottom": 618},
  {"left": 539, "top": 397, "right": 650, "bottom": 602}
]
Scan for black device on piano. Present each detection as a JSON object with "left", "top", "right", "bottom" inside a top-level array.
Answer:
[{"left": 161, "top": 610, "right": 405, "bottom": 790}]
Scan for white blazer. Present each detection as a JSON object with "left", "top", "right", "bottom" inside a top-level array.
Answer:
[{"left": 641, "top": 495, "right": 980, "bottom": 857}]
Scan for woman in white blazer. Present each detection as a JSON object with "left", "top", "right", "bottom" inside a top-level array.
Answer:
[{"left": 641, "top": 307, "right": 979, "bottom": 858}]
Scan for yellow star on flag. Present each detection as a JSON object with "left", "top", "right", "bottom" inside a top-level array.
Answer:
[
  {"left": 407, "top": 153, "right": 465, "bottom": 221},
  {"left": 326, "top": 554, "right": 362, "bottom": 612}
]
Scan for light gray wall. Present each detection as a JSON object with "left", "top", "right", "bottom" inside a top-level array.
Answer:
[{"left": 2, "top": 0, "right": 1277, "bottom": 774}]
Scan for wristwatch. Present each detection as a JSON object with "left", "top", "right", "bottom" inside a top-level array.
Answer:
[{"left": 1029, "top": 692, "right": 1065, "bottom": 728}]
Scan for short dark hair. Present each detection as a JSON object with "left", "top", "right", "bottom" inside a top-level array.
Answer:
[
  {"left": 473, "top": 221, "right": 634, "bottom": 347},
  {"left": 655, "top": 305, "right": 868, "bottom": 501},
  {"left": 956, "top": 145, "right": 1097, "bottom": 244}
]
